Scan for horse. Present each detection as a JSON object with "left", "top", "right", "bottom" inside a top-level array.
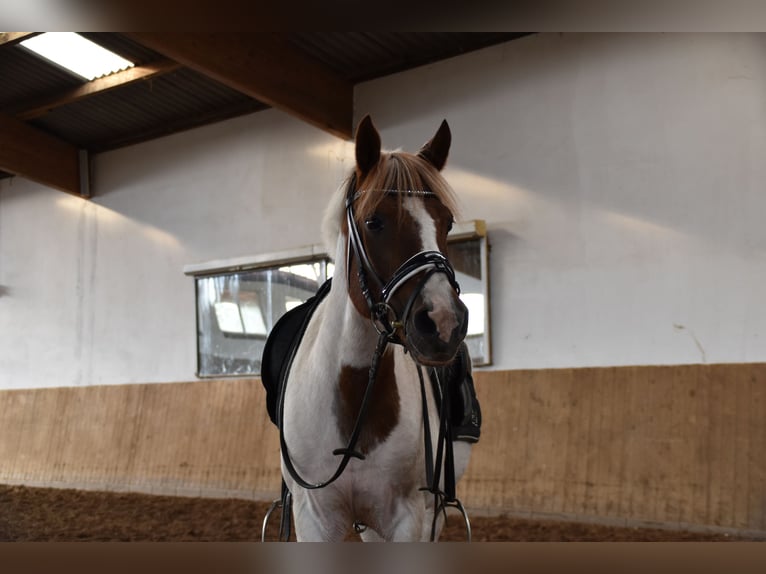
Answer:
[{"left": 268, "top": 115, "right": 479, "bottom": 542}]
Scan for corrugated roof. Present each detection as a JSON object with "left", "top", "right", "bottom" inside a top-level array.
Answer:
[
  {"left": 290, "top": 32, "right": 524, "bottom": 82},
  {"left": 0, "top": 42, "right": 83, "bottom": 109},
  {"left": 28, "top": 68, "right": 267, "bottom": 151},
  {"left": 0, "top": 33, "right": 528, "bottom": 181}
]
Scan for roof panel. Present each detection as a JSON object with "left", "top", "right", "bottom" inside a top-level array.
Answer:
[
  {"left": 0, "top": 44, "right": 83, "bottom": 108},
  {"left": 290, "top": 32, "right": 527, "bottom": 82},
  {"left": 80, "top": 33, "right": 167, "bottom": 66},
  {"left": 28, "top": 68, "right": 267, "bottom": 151}
]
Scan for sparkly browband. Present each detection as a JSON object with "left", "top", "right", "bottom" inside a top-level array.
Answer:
[{"left": 346, "top": 189, "right": 437, "bottom": 207}]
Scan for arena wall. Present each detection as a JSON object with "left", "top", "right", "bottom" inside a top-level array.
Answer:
[{"left": 1, "top": 363, "right": 764, "bottom": 534}]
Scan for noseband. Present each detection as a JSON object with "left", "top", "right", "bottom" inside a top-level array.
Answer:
[{"left": 345, "top": 188, "right": 461, "bottom": 340}]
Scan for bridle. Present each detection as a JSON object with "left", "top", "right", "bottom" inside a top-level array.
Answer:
[{"left": 345, "top": 187, "right": 461, "bottom": 341}]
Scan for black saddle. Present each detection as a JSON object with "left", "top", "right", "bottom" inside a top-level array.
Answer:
[
  {"left": 260, "top": 278, "right": 481, "bottom": 444},
  {"left": 261, "top": 278, "right": 332, "bottom": 425}
]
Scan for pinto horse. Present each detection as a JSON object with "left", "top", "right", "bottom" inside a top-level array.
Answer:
[{"left": 270, "top": 116, "right": 477, "bottom": 542}]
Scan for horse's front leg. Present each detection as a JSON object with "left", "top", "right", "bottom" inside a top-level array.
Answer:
[
  {"left": 380, "top": 496, "right": 427, "bottom": 542},
  {"left": 291, "top": 490, "right": 350, "bottom": 542}
]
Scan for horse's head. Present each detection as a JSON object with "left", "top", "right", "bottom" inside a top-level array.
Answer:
[{"left": 338, "top": 115, "right": 468, "bottom": 366}]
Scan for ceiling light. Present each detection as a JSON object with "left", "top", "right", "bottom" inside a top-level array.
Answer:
[{"left": 20, "top": 32, "right": 134, "bottom": 81}]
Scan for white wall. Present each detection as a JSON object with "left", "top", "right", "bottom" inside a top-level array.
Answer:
[
  {"left": 357, "top": 33, "right": 766, "bottom": 369},
  {"left": 0, "top": 111, "right": 351, "bottom": 388},
  {"left": 1, "top": 33, "right": 765, "bottom": 389}
]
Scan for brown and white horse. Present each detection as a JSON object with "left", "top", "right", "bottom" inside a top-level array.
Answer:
[{"left": 279, "top": 116, "right": 473, "bottom": 541}]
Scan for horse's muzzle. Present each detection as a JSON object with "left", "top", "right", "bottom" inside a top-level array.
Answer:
[{"left": 405, "top": 296, "right": 468, "bottom": 366}]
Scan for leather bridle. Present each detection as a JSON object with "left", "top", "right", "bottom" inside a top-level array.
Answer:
[{"left": 345, "top": 187, "right": 461, "bottom": 342}]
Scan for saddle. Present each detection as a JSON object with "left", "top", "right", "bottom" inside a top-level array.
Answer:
[
  {"left": 260, "top": 279, "right": 481, "bottom": 443},
  {"left": 261, "top": 278, "right": 333, "bottom": 425}
]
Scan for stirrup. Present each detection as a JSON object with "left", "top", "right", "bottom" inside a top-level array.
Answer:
[
  {"left": 261, "top": 488, "right": 293, "bottom": 542},
  {"left": 430, "top": 496, "right": 472, "bottom": 542},
  {"left": 261, "top": 498, "right": 282, "bottom": 542}
]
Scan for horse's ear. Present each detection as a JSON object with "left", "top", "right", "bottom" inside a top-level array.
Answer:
[
  {"left": 355, "top": 115, "right": 381, "bottom": 176},
  {"left": 417, "top": 119, "right": 451, "bottom": 171}
]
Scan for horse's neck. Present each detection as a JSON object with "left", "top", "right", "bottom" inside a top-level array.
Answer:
[{"left": 314, "top": 237, "right": 381, "bottom": 368}]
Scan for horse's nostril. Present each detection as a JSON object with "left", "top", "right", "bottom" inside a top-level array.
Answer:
[{"left": 413, "top": 309, "right": 437, "bottom": 336}]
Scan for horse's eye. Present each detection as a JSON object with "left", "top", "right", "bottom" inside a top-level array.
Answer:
[
  {"left": 365, "top": 215, "right": 383, "bottom": 232},
  {"left": 447, "top": 218, "right": 454, "bottom": 233}
]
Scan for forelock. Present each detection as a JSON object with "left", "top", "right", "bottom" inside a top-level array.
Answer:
[{"left": 352, "top": 152, "right": 459, "bottom": 223}]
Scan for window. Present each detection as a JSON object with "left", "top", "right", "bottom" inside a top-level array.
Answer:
[
  {"left": 185, "top": 221, "right": 490, "bottom": 377},
  {"left": 185, "top": 248, "right": 332, "bottom": 377},
  {"left": 444, "top": 221, "right": 492, "bottom": 366}
]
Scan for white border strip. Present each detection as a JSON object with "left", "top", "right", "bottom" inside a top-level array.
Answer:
[
  {"left": 183, "top": 244, "right": 329, "bottom": 277},
  {"left": 183, "top": 220, "right": 486, "bottom": 277}
]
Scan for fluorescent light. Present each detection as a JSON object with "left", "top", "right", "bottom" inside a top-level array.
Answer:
[{"left": 20, "top": 32, "right": 134, "bottom": 81}]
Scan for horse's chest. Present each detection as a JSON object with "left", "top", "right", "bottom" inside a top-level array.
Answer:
[{"left": 334, "top": 348, "right": 401, "bottom": 455}]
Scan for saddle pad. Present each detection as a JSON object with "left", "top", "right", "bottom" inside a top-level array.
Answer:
[{"left": 261, "top": 278, "right": 332, "bottom": 425}]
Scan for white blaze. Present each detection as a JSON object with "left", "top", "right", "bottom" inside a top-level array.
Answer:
[{"left": 402, "top": 197, "right": 459, "bottom": 343}]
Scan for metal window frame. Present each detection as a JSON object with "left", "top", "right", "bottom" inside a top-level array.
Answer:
[{"left": 184, "top": 220, "right": 490, "bottom": 377}]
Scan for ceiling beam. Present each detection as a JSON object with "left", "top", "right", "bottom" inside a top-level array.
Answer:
[
  {"left": 0, "top": 32, "right": 38, "bottom": 47},
  {"left": 5, "top": 58, "right": 182, "bottom": 120},
  {"left": 127, "top": 33, "right": 353, "bottom": 139},
  {"left": 0, "top": 113, "right": 83, "bottom": 196}
]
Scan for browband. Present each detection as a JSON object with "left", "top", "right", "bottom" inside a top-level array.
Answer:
[{"left": 345, "top": 189, "right": 438, "bottom": 208}]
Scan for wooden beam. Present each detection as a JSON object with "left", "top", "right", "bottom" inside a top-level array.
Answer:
[
  {"left": 0, "top": 32, "right": 38, "bottom": 47},
  {"left": 5, "top": 58, "right": 182, "bottom": 120},
  {"left": 127, "top": 33, "right": 353, "bottom": 139},
  {"left": 0, "top": 113, "right": 82, "bottom": 196}
]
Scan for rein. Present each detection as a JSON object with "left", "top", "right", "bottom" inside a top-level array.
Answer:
[{"left": 278, "top": 329, "right": 391, "bottom": 490}]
